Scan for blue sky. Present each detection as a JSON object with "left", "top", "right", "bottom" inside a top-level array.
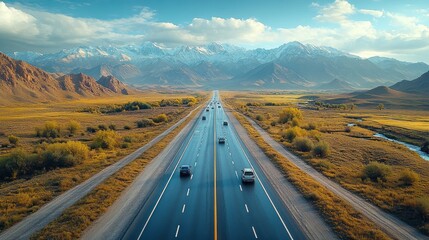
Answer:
[{"left": 1, "top": 0, "right": 428, "bottom": 62}]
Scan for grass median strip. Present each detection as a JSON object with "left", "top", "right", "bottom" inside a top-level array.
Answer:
[
  {"left": 233, "top": 112, "right": 391, "bottom": 240},
  {"left": 30, "top": 106, "right": 199, "bottom": 240}
]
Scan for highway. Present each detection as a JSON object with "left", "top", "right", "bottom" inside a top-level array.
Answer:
[{"left": 121, "top": 91, "right": 307, "bottom": 240}]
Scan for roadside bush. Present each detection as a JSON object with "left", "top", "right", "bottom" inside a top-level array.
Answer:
[
  {"left": 278, "top": 107, "right": 303, "bottom": 124},
  {"left": 123, "top": 136, "right": 133, "bottom": 143},
  {"left": 270, "top": 121, "right": 277, "bottom": 126},
  {"left": 123, "top": 101, "right": 152, "bottom": 111},
  {"left": 98, "top": 124, "right": 107, "bottom": 131},
  {"left": 67, "top": 120, "right": 81, "bottom": 136},
  {"left": 313, "top": 141, "right": 330, "bottom": 157},
  {"left": 121, "top": 142, "right": 130, "bottom": 149},
  {"left": 108, "top": 124, "right": 116, "bottom": 130},
  {"left": 8, "top": 135, "right": 19, "bottom": 146},
  {"left": 123, "top": 125, "right": 131, "bottom": 130},
  {"left": 282, "top": 127, "right": 306, "bottom": 142},
  {"left": 306, "top": 122, "right": 317, "bottom": 130},
  {"left": 293, "top": 137, "right": 313, "bottom": 152},
  {"left": 362, "top": 162, "right": 391, "bottom": 182},
  {"left": 255, "top": 115, "right": 264, "bottom": 121},
  {"left": 91, "top": 130, "right": 119, "bottom": 149},
  {"left": 153, "top": 114, "right": 168, "bottom": 123},
  {"left": 42, "top": 141, "right": 89, "bottom": 169},
  {"left": 136, "top": 118, "right": 155, "bottom": 128},
  {"left": 1, "top": 148, "right": 31, "bottom": 179},
  {"left": 398, "top": 168, "right": 420, "bottom": 186}
]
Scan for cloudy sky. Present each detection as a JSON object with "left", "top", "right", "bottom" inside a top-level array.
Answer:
[{"left": 1, "top": 0, "right": 428, "bottom": 62}]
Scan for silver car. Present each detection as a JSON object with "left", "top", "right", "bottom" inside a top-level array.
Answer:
[{"left": 241, "top": 168, "right": 255, "bottom": 183}]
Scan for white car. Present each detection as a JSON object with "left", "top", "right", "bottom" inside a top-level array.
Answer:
[{"left": 241, "top": 168, "right": 255, "bottom": 183}]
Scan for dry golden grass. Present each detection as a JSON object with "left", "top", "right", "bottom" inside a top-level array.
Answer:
[
  {"left": 232, "top": 112, "right": 390, "bottom": 240},
  {"left": 0, "top": 91, "right": 208, "bottom": 233},
  {"left": 30, "top": 104, "right": 198, "bottom": 240},
  {"left": 223, "top": 91, "right": 429, "bottom": 235}
]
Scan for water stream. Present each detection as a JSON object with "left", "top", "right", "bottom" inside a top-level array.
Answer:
[{"left": 374, "top": 133, "right": 429, "bottom": 161}]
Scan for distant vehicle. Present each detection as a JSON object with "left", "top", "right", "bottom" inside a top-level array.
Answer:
[
  {"left": 218, "top": 106, "right": 221, "bottom": 108},
  {"left": 180, "top": 165, "right": 192, "bottom": 176},
  {"left": 223, "top": 121, "right": 228, "bottom": 126},
  {"left": 211, "top": 107, "right": 214, "bottom": 109},
  {"left": 218, "top": 137, "right": 225, "bottom": 144},
  {"left": 202, "top": 116, "right": 206, "bottom": 120},
  {"left": 206, "top": 108, "right": 209, "bottom": 112},
  {"left": 241, "top": 168, "right": 255, "bottom": 183}
]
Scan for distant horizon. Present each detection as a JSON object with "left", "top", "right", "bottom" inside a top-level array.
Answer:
[{"left": 1, "top": 0, "right": 428, "bottom": 62}]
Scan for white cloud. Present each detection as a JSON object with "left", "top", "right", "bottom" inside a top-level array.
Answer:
[
  {"left": 0, "top": 1, "right": 428, "bottom": 62},
  {"left": 359, "top": 9, "right": 383, "bottom": 18}
]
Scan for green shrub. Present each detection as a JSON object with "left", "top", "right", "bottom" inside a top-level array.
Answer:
[
  {"left": 398, "top": 168, "right": 420, "bottom": 186},
  {"left": 98, "top": 124, "right": 107, "bottom": 131},
  {"left": 121, "top": 142, "right": 130, "bottom": 149},
  {"left": 136, "top": 118, "right": 155, "bottom": 128},
  {"left": 67, "top": 120, "right": 81, "bottom": 136},
  {"left": 278, "top": 107, "right": 303, "bottom": 124},
  {"left": 123, "top": 136, "right": 133, "bottom": 143},
  {"left": 255, "top": 115, "right": 263, "bottom": 121},
  {"left": 2, "top": 148, "right": 30, "bottom": 179},
  {"left": 8, "top": 135, "right": 19, "bottom": 146},
  {"left": 39, "top": 121, "right": 60, "bottom": 138},
  {"left": 293, "top": 137, "right": 313, "bottom": 152},
  {"left": 91, "top": 130, "right": 119, "bottom": 149},
  {"left": 362, "top": 162, "right": 391, "bottom": 182},
  {"left": 306, "top": 122, "right": 317, "bottom": 130},
  {"left": 313, "top": 141, "right": 330, "bottom": 157},
  {"left": 270, "top": 121, "right": 277, "bottom": 126},
  {"left": 42, "top": 141, "right": 89, "bottom": 169},
  {"left": 108, "top": 124, "right": 116, "bottom": 130},
  {"left": 86, "top": 126, "right": 97, "bottom": 133},
  {"left": 153, "top": 114, "right": 168, "bottom": 123},
  {"left": 123, "top": 125, "right": 131, "bottom": 130},
  {"left": 282, "top": 127, "right": 305, "bottom": 142}
]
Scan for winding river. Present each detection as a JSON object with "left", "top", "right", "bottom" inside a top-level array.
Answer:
[{"left": 374, "top": 133, "right": 429, "bottom": 161}]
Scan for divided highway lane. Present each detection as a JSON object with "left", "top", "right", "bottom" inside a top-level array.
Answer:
[
  {"left": 121, "top": 91, "right": 307, "bottom": 239},
  {"left": 122, "top": 97, "right": 216, "bottom": 240},
  {"left": 215, "top": 98, "right": 306, "bottom": 240}
]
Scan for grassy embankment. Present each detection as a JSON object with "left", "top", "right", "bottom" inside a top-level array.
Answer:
[
  {"left": 0, "top": 91, "right": 206, "bottom": 232},
  {"left": 222, "top": 91, "right": 429, "bottom": 236},
  {"left": 31, "top": 99, "right": 200, "bottom": 239}
]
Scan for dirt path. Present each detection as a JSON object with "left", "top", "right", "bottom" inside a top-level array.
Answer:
[
  {"left": 225, "top": 109, "right": 339, "bottom": 240},
  {"left": 0, "top": 107, "right": 200, "bottom": 240},
  {"left": 241, "top": 114, "right": 428, "bottom": 240}
]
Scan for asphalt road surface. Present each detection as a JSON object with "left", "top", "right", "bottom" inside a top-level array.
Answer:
[{"left": 121, "top": 91, "right": 307, "bottom": 240}]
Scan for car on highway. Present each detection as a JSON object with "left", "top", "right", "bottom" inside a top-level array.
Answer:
[
  {"left": 180, "top": 165, "right": 192, "bottom": 177},
  {"left": 223, "top": 121, "right": 228, "bottom": 126},
  {"left": 218, "top": 137, "right": 225, "bottom": 144},
  {"left": 202, "top": 116, "right": 206, "bottom": 120},
  {"left": 206, "top": 108, "right": 209, "bottom": 112},
  {"left": 241, "top": 168, "right": 255, "bottom": 183},
  {"left": 218, "top": 106, "right": 221, "bottom": 108}
]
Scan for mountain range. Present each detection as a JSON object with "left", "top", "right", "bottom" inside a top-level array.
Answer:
[
  {"left": 8, "top": 42, "right": 429, "bottom": 90},
  {"left": 0, "top": 53, "right": 134, "bottom": 105}
]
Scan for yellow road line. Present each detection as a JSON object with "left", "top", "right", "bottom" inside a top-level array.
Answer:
[{"left": 214, "top": 102, "right": 218, "bottom": 240}]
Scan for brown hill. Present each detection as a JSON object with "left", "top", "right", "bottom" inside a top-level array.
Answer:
[
  {"left": 97, "top": 75, "right": 135, "bottom": 95},
  {"left": 0, "top": 53, "right": 127, "bottom": 105},
  {"left": 354, "top": 86, "right": 406, "bottom": 99},
  {"left": 57, "top": 73, "right": 113, "bottom": 97}
]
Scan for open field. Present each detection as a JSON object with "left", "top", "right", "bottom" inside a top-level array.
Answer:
[
  {"left": 0, "top": 90, "right": 207, "bottom": 232},
  {"left": 222, "top": 91, "right": 429, "bottom": 235}
]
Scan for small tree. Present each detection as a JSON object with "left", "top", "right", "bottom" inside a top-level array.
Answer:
[
  {"left": 313, "top": 141, "right": 330, "bottom": 157},
  {"left": 91, "top": 130, "right": 119, "bottom": 149},
  {"left": 398, "top": 168, "right": 420, "bottom": 186},
  {"left": 255, "top": 115, "right": 263, "bottom": 121},
  {"left": 67, "top": 120, "right": 81, "bottom": 136},
  {"left": 153, "top": 114, "right": 168, "bottom": 123},
  {"left": 278, "top": 107, "right": 303, "bottom": 124},
  {"left": 136, "top": 119, "right": 155, "bottom": 128},
  {"left": 377, "top": 103, "right": 385, "bottom": 110},
  {"left": 293, "top": 137, "right": 314, "bottom": 152},
  {"left": 42, "top": 121, "right": 61, "bottom": 138},
  {"left": 8, "top": 135, "right": 19, "bottom": 146}
]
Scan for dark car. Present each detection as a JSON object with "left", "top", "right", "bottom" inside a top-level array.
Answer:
[
  {"left": 218, "top": 137, "right": 225, "bottom": 144},
  {"left": 180, "top": 165, "right": 192, "bottom": 176},
  {"left": 218, "top": 106, "right": 221, "bottom": 108},
  {"left": 202, "top": 116, "right": 206, "bottom": 120},
  {"left": 223, "top": 121, "right": 228, "bottom": 126},
  {"left": 206, "top": 108, "right": 209, "bottom": 112}
]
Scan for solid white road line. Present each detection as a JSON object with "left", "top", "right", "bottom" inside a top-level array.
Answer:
[
  {"left": 239, "top": 185, "right": 243, "bottom": 192},
  {"left": 230, "top": 120, "right": 295, "bottom": 240},
  {"left": 245, "top": 204, "right": 249, "bottom": 213},
  {"left": 182, "top": 204, "right": 186, "bottom": 213},
  {"left": 136, "top": 127, "right": 196, "bottom": 240},
  {"left": 252, "top": 226, "right": 258, "bottom": 239},
  {"left": 187, "top": 188, "right": 190, "bottom": 196},
  {"left": 175, "top": 225, "right": 180, "bottom": 238}
]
